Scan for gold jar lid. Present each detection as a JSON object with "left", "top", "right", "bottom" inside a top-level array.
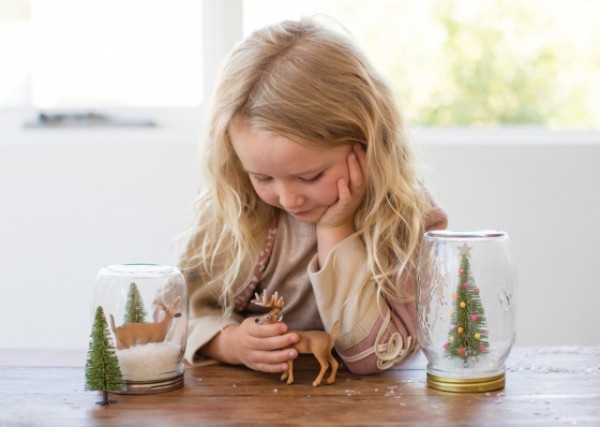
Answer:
[{"left": 427, "top": 372, "right": 505, "bottom": 393}]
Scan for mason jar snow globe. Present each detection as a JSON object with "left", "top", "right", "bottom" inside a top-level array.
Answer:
[
  {"left": 92, "top": 263, "right": 188, "bottom": 394},
  {"left": 416, "top": 231, "right": 517, "bottom": 392}
]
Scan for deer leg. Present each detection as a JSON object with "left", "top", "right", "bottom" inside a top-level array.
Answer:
[
  {"left": 326, "top": 353, "right": 339, "bottom": 384},
  {"left": 312, "top": 354, "right": 330, "bottom": 387},
  {"left": 283, "top": 359, "right": 294, "bottom": 385}
]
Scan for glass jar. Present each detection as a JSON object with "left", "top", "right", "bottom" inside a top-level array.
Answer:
[
  {"left": 92, "top": 263, "right": 188, "bottom": 394},
  {"left": 416, "top": 231, "right": 517, "bottom": 392}
]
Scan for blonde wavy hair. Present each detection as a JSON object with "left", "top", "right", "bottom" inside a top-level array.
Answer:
[{"left": 180, "top": 18, "right": 431, "bottom": 313}]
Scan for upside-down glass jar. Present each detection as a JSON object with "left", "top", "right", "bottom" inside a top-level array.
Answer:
[
  {"left": 416, "top": 231, "right": 517, "bottom": 393},
  {"left": 92, "top": 263, "right": 188, "bottom": 394}
]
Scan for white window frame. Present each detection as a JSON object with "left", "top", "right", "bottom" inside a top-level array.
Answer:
[{"left": 0, "top": 0, "right": 243, "bottom": 144}]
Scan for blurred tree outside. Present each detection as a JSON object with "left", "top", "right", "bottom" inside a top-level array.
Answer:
[{"left": 332, "top": 0, "right": 600, "bottom": 129}]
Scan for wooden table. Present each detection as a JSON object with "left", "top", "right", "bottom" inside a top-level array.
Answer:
[{"left": 1, "top": 347, "right": 599, "bottom": 426}]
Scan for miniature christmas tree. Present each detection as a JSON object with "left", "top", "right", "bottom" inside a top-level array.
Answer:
[
  {"left": 444, "top": 243, "right": 489, "bottom": 364},
  {"left": 85, "top": 306, "right": 124, "bottom": 405},
  {"left": 124, "top": 282, "right": 147, "bottom": 323}
]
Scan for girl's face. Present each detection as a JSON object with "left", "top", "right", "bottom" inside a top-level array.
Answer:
[{"left": 230, "top": 122, "right": 351, "bottom": 224}]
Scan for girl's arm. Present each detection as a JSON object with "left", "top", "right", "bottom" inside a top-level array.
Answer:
[
  {"left": 316, "top": 145, "right": 366, "bottom": 268},
  {"left": 184, "top": 277, "right": 299, "bottom": 371},
  {"left": 309, "top": 205, "right": 447, "bottom": 375},
  {"left": 183, "top": 276, "right": 240, "bottom": 365}
]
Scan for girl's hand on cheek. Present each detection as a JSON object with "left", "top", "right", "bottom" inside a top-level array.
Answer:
[
  {"left": 234, "top": 317, "right": 298, "bottom": 373},
  {"left": 317, "top": 144, "right": 367, "bottom": 230}
]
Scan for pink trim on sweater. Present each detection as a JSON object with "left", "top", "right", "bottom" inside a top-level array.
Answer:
[{"left": 233, "top": 226, "right": 278, "bottom": 313}]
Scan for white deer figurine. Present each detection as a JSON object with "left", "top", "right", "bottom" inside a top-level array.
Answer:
[
  {"left": 252, "top": 290, "right": 340, "bottom": 387},
  {"left": 109, "top": 297, "right": 181, "bottom": 350}
]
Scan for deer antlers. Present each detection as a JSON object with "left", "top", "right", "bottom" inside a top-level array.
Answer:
[
  {"left": 252, "top": 290, "right": 285, "bottom": 310},
  {"left": 252, "top": 290, "right": 285, "bottom": 323},
  {"left": 251, "top": 290, "right": 340, "bottom": 387}
]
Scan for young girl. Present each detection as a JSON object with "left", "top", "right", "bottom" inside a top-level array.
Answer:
[{"left": 179, "top": 18, "right": 447, "bottom": 375}]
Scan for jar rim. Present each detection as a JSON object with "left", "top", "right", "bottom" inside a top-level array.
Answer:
[
  {"left": 424, "top": 230, "right": 508, "bottom": 240},
  {"left": 101, "top": 263, "right": 178, "bottom": 277}
]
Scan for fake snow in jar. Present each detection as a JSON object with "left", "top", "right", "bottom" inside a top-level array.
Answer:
[
  {"left": 92, "top": 264, "right": 188, "bottom": 394},
  {"left": 416, "top": 231, "right": 517, "bottom": 393}
]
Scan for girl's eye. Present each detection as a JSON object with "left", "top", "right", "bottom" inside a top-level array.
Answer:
[
  {"left": 252, "top": 175, "right": 272, "bottom": 183},
  {"left": 300, "top": 172, "right": 324, "bottom": 183}
]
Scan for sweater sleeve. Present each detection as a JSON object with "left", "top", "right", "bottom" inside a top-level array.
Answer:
[
  {"left": 308, "top": 205, "right": 447, "bottom": 375},
  {"left": 181, "top": 222, "right": 278, "bottom": 366},
  {"left": 182, "top": 273, "right": 243, "bottom": 366},
  {"left": 185, "top": 311, "right": 240, "bottom": 366}
]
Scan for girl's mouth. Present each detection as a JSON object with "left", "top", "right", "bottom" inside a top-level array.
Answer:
[{"left": 289, "top": 208, "right": 312, "bottom": 217}]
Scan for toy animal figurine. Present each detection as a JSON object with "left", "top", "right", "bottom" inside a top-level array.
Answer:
[
  {"left": 252, "top": 290, "right": 340, "bottom": 387},
  {"left": 109, "top": 297, "right": 181, "bottom": 350}
]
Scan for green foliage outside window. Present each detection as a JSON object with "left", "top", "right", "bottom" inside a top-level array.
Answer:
[{"left": 335, "top": 0, "right": 600, "bottom": 129}]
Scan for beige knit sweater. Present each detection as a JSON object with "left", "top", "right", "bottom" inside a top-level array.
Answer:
[{"left": 184, "top": 205, "right": 447, "bottom": 374}]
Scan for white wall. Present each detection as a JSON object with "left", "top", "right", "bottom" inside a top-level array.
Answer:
[
  {"left": 1, "top": 126, "right": 599, "bottom": 349},
  {"left": 419, "top": 129, "right": 600, "bottom": 346},
  {"left": 0, "top": 124, "right": 201, "bottom": 350}
]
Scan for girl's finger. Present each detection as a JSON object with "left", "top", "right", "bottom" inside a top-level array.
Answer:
[
  {"left": 347, "top": 148, "right": 365, "bottom": 191},
  {"left": 354, "top": 143, "right": 367, "bottom": 165},
  {"left": 253, "top": 359, "right": 291, "bottom": 374},
  {"left": 248, "top": 321, "right": 287, "bottom": 338},
  {"left": 254, "top": 334, "right": 298, "bottom": 351},
  {"left": 337, "top": 178, "right": 351, "bottom": 206},
  {"left": 248, "top": 347, "right": 297, "bottom": 373}
]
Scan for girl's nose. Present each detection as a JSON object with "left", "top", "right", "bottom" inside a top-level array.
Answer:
[{"left": 278, "top": 185, "right": 305, "bottom": 209}]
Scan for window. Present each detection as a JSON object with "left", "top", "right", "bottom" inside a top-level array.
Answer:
[
  {"left": 1, "top": 0, "right": 598, "bottom": 132},
  {"left": 1, "top": 0, "right": 203, "bottom": 108},
  {"left": 243, "top": 0, "right": 600, "bottom": 131}
]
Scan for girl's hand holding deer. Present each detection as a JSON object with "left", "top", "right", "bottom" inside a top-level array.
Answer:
[{"left": 229, "top": 317, "right": 299, "bottom": 373}]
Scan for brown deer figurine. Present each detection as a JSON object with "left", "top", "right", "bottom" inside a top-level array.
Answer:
[
  {"left": 252, "top": 291, "right": 340, "bottom": 387},
  {"left": 109, "top": 297, "right": 181, "bottom": 350}
]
